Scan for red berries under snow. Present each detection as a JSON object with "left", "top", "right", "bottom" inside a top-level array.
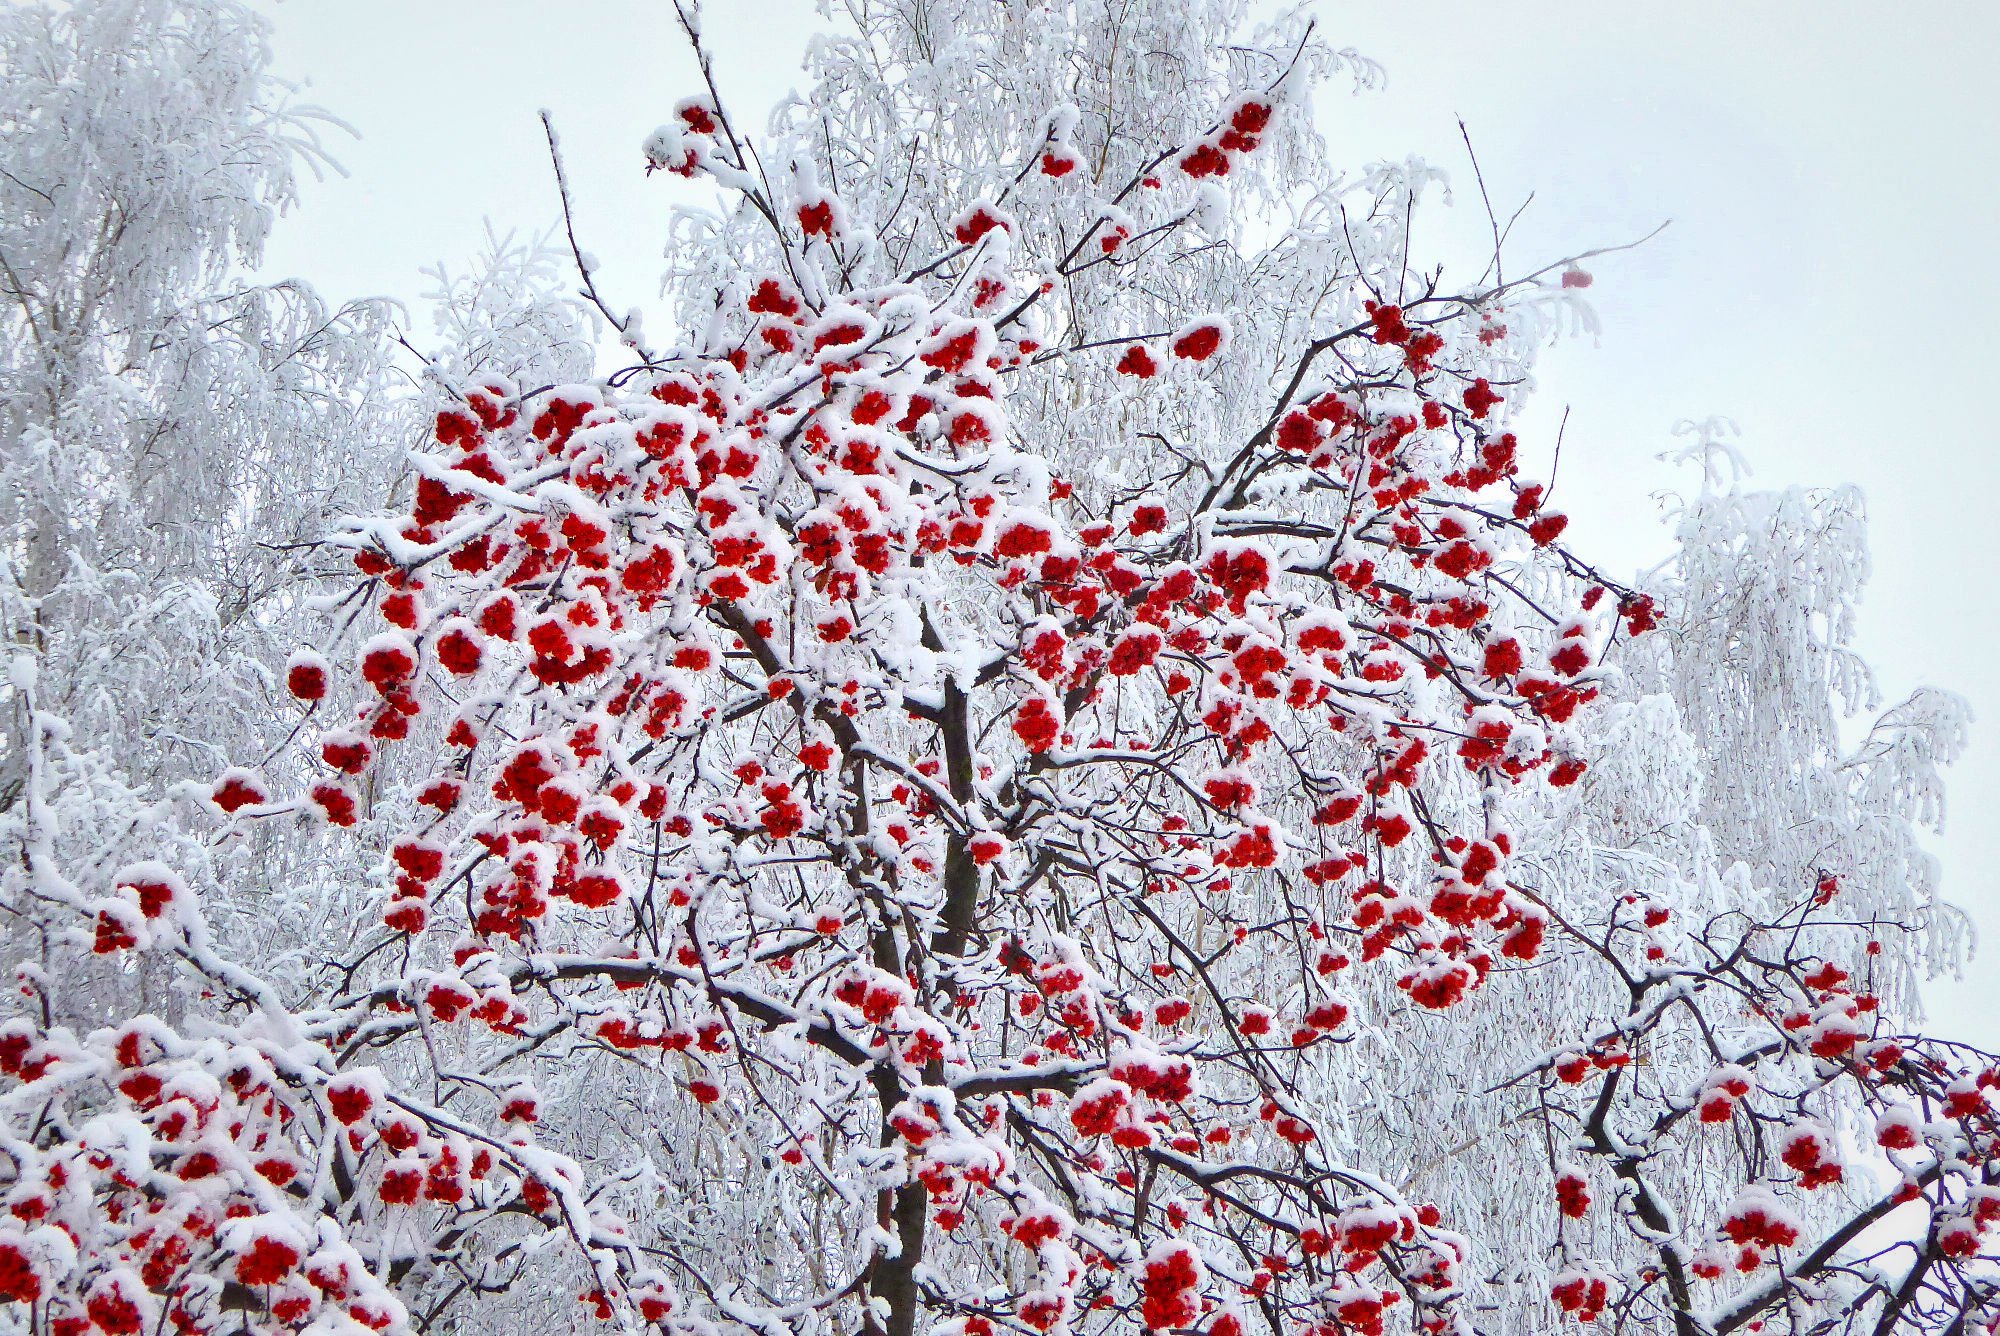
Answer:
[
  {"left": 359, "top": 633, "right": 417, "bottom": 693},
  {"left": 951, "top": 201, "right": 1008, "bottom": 246},
  {"left": 1401, "top": 958, "right": 1474, "bottom": 1010},
  {"left": 1108, "top": 629, "right": 1162, "bottom": 676},
  {"left": 798, "top": 200, "right": 836, "bottom": 238},
  {"left": 1778, "top": 1122, "right": 1843, "bottom": 1189},
  {"left": 84, "top": 1275, "right": 146, "bottom": 1335},
  {"left": 1876, "top": 1106, "right": 1923, "bottom": 1150},
  {"left": 285, "top": 649, "right": 328, "bottom": 702},
  {"left": 1013, "top": 697, "right": 1061, "bottom": 752},
  {"left": 1697, "top": 1065, "right": 1753, "bottom": 1123},
  {"left": 310, "top": 782, "right": 358, "bottom": 827},
  {"left": 1229, "top": 98, "right": 1273, "bottom": 136},
  {"left": 1178, "top": 143, "right": 1229, "bottom": 179},
  {"left": 1069, "top": 1078, "right": 1129, "bottom": 1137},
  {"left": 1140, "top": 1242, "right": 1204, "bottom": 1330},
  {"left": 1554, "top": 1168, "right": 1590, "bottom": 1219},
  {"left": 1462, "top": 377, "right": 1502, "bottom": 418},
  {"left": 231, "top": 1224, "right": 303, "bottom": 1287},
  {"left": 116, "top": 864, "right": 182, "bottom": 920},
  {"left": 434, "top": 622, "right": 482, "bottom": 675},
  {"left": 1116, "top": 344, "right": 1160, "bottom": 378},
  {"left": 1170, "top": 319, "right": 1226, "bottom": 362},
  {"left": 1551, "top": 1268, "right": 1613, "bottom": 1322},
  {"left": 0, "top": 1240, "right": 41, "bottom": 1304},
  {"left": 1719, "top": 1188, "right": 1802, "bottom": 1255},
  {"left": 326, "top": 1074, "right": 377, "bottom": 1125},
  {"left": 210, "top": 767, "right": 267, "bottom": 814}
]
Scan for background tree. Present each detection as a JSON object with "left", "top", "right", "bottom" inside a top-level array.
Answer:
[
  {"left": 0, "top": 0, "right": 594, "bottom": 1039},
  {"left": 0, "top": 0, "right": 411, "bottom": 799},
  {"left": 2, "top": 3, "right": 1992, "bottom": 1336}
]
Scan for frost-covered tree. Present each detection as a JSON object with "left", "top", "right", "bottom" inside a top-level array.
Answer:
[
  {"left": 3, "top": 4, "right": 1994, "bottom": 1336},
  {"left": 0, "top": 0, "right": 401, "bottom": 807},
  {"left": 0, "top": 0, "right": 589, "bottom": 1060}
]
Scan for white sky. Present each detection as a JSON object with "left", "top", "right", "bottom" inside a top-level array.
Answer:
[{"left": 253, "top": 0, "right": 2000, "bottom": 1037}]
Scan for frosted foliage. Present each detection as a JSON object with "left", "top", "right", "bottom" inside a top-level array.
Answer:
[
  {"left": 1646, "top": 481, "right": 1970, "bottom": 996},
  {"left": 0, "top": 0, "right": 401, "bottom": 801},
  {"left": 417, "top": 228, "right": 598, "bottom": 392},
  {"left": 1, "top": 5, "right": 1995, "bottom": 1336}
]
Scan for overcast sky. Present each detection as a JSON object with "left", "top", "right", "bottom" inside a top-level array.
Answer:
[{"left": 252, "top": 0, "right": 2000, "bottom": 1037}]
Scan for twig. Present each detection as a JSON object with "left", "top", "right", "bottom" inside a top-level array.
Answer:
[
  {"left": 1457, "top": 118, "right": 1505, "bottom": 287},
  {"left": 540, "top": 110, "right": 660, "bottom": 366}
]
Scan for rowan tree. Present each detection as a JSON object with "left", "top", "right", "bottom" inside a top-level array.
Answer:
[{"left": 3, "top": 4, "right": 1994, "bottom": 1336}]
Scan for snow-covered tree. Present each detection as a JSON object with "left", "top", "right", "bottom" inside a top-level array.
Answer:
[
  {"left": 0, "top": 0, "right": 400, "bottom": 806},
  {"left": 3, "top": 4, "right": 1993, "bottom": 1336}
]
